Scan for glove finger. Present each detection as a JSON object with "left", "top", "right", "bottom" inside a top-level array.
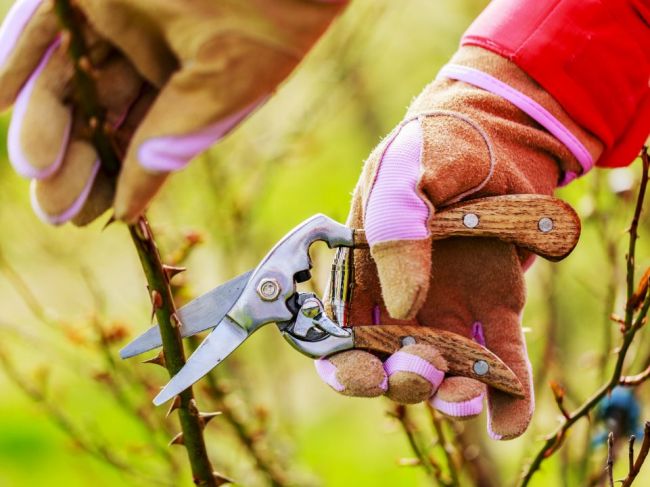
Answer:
[
  {"left": 363, "top": 119, "right": 433, "bottom": 320},
  {"left": 93, "top": 52, "right": 147, "bottom": 129},
  {"left": 414, "top": 238, "right": 530, "bottom": 434},
  {"left": 315, "top": 350, "right": 387, "bottom": 397},
  {"left": 32, "top": 54, "right": 144, "bottom": 225},
  {"left": 384, "top": 344, "right": 447, "bottom": 404},
  {"left": 8, "top": 37, "right": 72, "bottom": 179},
  {"left": 483, "top": 308, "right": 534, "bottom": 440},
  {"left": 431, "top": 377, "right": 485, "bottom": 419},
  {"left": 31, "top": 138, "right": 102, "bottom": 225},
  {"left": 112, "top": 32, "right": 302, "bottom": 222},
  {"left": 0, "top": 0, "right": 59, "bottom": 111}
]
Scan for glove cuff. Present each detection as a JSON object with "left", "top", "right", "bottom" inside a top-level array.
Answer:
[{"left": 442, "top": 46, "right": 604, "bottom": 186}]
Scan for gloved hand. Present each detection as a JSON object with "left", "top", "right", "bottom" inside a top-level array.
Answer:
[
  {"left": 316, "top": 47, "right": 602, "bottom": 440},
  {"left": 0, "top": 0, "right": 347, "bottom": 225}
]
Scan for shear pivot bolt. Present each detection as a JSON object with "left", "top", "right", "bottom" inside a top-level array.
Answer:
[
  {"left": 257, "top": 278, "right": 281, "bottom": 301},
  {"left": 473, "top": 360, "right": 489, "bottom": 376},
  {"left": 538, "top": 217, "right": 554, "bottom": 233},
  {"left": 463, "top": 213, "right": 479, "bottom": 229}
]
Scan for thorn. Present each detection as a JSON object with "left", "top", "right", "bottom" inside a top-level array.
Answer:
[
  {"left": 150, "top": 290, "right": 163, "bottom": 309},
  {"left": 150, "top": 290, "right": 163, "bottom": 321},
  {"left": 169, "top": 432, "right": 184, "bottom": 446},
  {"left": 170, "top": 313, "right": 181, "bottom": 330},
  {"left": 77, "top": 55, "right": 93, "bottom": 74},
  {"left": 59, "top": 29, "right": 72, "bottom": 51},
  {"left": 185, "top": 231, "right": 204, "bottom": 246},
  {"left": 163, "top": 265, "right": 186, "bottom": 281},
  {"left": 137, "top": 218, "right": 150, "bottom": 240},
  {"left": 102, "top": 121, "right": 114, "bottom": 135},
  {"left": 397, "top": 457, "right": 421, "bottom": 467},
  {"left": 199, "top": 411, "right": 222, "bottom": 428},
  {"left": 213, "top": 471, "right": 234, "bottom": 485},
  {"left": 102, "top": 214, "right": 116, "bottom": 231},
  {"left": 142, "top": 351, "right": 166, "bottom": 368},
  {"left": 166, "top": 396, "right": 181, "bottom": 418}
]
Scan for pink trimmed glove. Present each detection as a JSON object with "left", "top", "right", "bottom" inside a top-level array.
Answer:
[
  {"left": 0, "top": 0, "right": 347, "bottom": 225},
  {"left": 316, "top": 46, "right": 602, "bottom": 440}
]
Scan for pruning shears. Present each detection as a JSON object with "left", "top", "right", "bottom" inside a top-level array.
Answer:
[{"left": 120, "top": 194, "right": 581, "bottom": 406}]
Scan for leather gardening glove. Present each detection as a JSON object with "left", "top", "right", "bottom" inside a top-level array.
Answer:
[
  {"left": 316, "top": 47, "right": 603, "bottom": 440},
  {"left": 0, "top": 0, "right": 347, "bottom": 225}
]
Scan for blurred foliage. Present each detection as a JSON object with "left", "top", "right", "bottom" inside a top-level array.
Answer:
[{"left": 0, "top": 0, "right": 648, "bottom": 486}]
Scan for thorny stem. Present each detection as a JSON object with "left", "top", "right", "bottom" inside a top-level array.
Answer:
[
  {"left": 53, "top": 0, "right": 120, "bottom": 176},
  {"left": 53, "top": 1, "right": 218, "bottom": 485},
  {"left": 391, "top": 404, "right": 449, "bottom": 486},
  {"left": 0, "top": 347, "right": 184, "bottom": 485},
  {"left": 202, "top": 365, "right": 289, "bottom": 487},
  {"left": 0, "top": 248, "right": 52, "bottom": 326},
  {"left": 427, "top": 404, "right": 460, "bottom": 487},
  {"left": 519, "top": 151, "right": 650, "bottom": 486},
  {"left": 129, "top": 221, "right": 218, "bottom": 486},
  {"left": 81, "top": 270, "right": 181, "bottom": 478}
]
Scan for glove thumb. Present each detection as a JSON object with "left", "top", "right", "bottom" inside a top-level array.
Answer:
[
  {"left": 362, "top": 119, "right": 433, "bottom": 320},
  {"left": 370, "top": 238, "right": 432, "bottom": 320}
]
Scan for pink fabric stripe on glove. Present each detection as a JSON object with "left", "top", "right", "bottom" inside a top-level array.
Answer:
[
  {"left": 431, "top": 393, "right": 485, "bottom": 417},
  {"left": 8, "top": 37, "right": 70, "bottom": 179},
  {"left": 0, "top": 0, "right": 42, "bottom": 68},
  {"left": 439, "top": 64, "right": 593, "bottom": 186},
  {"left": 314, "top": 358, "right": 345, "bottom": 392},
  {"left": 137, "top": 97, "right": 266, "bottom": 172},
  {"left": 364, "top": 119, "right": 430, "bottom": 245},
  {"left": 384, "top": 351, "right": 445, "bottom": 390},
  {"left": 30, "top": 160, "right": 100, "bottom": 225}
]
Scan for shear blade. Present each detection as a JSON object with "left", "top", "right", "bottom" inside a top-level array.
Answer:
[
  {"left": 120, "top": 270, "right": 252, "bottom": 359},
  {"left": 154, "top": 315, "right": 248, "bottom": 405}
]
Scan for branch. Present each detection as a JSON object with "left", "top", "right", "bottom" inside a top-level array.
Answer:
[
  {"left": 202, "top": 369, "right": 290, "bottom": 487},
  {"left": 625, "top": 150, "right": 650, "bottom": 329},
  {"left": 390, "top": 404, "right": 450, "bottom": 486},
  {"left": 53, "top": 2, "right": 221, "bottom": 485},
  {"left": 0, "top": 346, "right": 182, "bottom": 485},
  {"left": 427, "top": 404, "right": 460, "bottom": 487},
  {"left": 621, "top": 422, "right": 650, "bottom": 487},
  {"left": 620, "top": 364, "right": 650, "bottom": 386},
  {"left": 519, "top": 151, "right": 650, "bottom": 486},
  {"left": 607, "top": 433, "right": 615, "bottom": 487}
]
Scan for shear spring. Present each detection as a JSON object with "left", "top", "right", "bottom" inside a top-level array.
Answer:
[{"left": 329, "top": 247, "right": 353, "bottom": 326}]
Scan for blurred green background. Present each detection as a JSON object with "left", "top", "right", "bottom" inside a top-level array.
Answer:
[{"left": 0, "top": 0, "right": 648, "bottom": 486}]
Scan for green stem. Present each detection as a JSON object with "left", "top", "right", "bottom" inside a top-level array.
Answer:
[
  {"left": 53, "top": 1, "right": 218, "bottom": 484},
  {"left": 129, "top": 221, "right": 217, "bottom": 486}
]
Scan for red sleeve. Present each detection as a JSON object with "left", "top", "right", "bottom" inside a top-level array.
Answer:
[{"left": 462, "top": 0, "right": 650, "bottom": 167}]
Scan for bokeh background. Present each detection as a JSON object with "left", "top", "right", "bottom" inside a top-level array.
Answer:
[{"left": 0, "top": 0, "right": 648, "bottom": 486}]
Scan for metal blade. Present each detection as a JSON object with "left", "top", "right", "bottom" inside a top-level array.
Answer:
[
  {"left": 120, "top": 270, "right": 253, "bottom": 359},
  {"left": 153, "top": 315, "right": 248, "bottom": 405}
]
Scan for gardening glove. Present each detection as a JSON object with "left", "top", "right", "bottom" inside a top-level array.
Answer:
[
  {"left": 0, "top": 0, "right": 347, "bottom": 225},
  {"left": 316, "top": 46, "right": 603, "bottom": 440}
]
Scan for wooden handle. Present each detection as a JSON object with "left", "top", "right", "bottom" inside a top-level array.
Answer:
[
  {"left": 353, "top": 194, "right": 580, "bottom": 261},
  {"left": 353, "top": 325, "right": 525, "bottom": 398}
]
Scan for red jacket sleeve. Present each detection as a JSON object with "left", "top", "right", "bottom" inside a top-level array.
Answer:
[{"left": 462, "top": 0, "right": 650, "bottom": 167}]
